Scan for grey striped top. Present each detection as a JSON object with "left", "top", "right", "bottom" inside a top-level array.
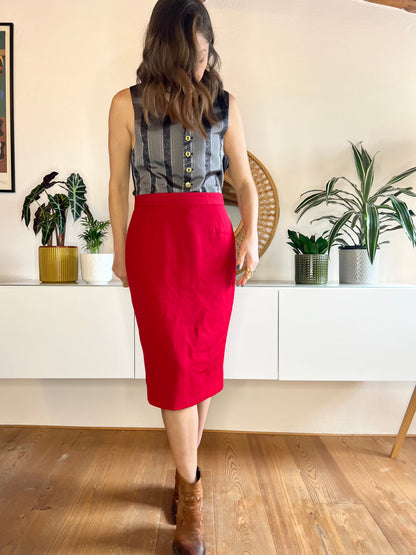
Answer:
[{"left": 130, "top": 85, "right": 229, "bottom": 195}]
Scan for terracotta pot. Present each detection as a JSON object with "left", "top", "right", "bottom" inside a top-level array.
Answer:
[{"left": 38, "top": 246, "right": 78, "bottom": 283}]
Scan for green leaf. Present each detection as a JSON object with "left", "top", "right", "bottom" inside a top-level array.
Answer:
[
  {"left": 349, "top": 142, "right": 365, "bottom": 186},
  {"left": 385, "top": 166, "right": 416, "bottom": 187},
  {"left": 47, "top": 193, "right": 69, "bottom": 235},
  {"left": 360, "top": 143, "right": 373, "bottom": 174},
  {"left": 21, "top": 171, "right": 59, "bottom": 226},
  {"left": 325, "top": 177, "right": 340, "bottom": 203},
  {"left": 362, "top": 155, "right": 376, "bottom": 201},
  {"left": 327, "top": 210, "right": 355, "bottom": 255},
  {"left": 66, "top": 173, "right": 87, "bottom": 222},
  {"left": 387, "top": 195, "right": 416, "bottom": 245},
  {"left": 41, "top": 213, "right": 56, "bottom": 246},
  {"left": 365, "top": 203, "right": 379, "bottom": 264}
]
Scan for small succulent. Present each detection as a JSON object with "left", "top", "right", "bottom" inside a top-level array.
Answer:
[
  {"left": 287, "top": 230, "right": 329, "bottom": 255},
  {"left": 78, "top": 216, "right": 111, "bottom": 254}
]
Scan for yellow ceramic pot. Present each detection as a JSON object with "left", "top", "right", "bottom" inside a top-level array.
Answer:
[{"left": 39, "top": 246, "right": 78, "bottom": 283}]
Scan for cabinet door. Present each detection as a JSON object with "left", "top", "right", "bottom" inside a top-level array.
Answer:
[
  {"left": 279, "top": 288, "right": 416, "bottom": 381},
  {"left": 0, "top": 286, "right": 134, "bottom": 378},
  {"left": 134, "top": 287, "right": 279, "bottom": 380},
  {"left": 224, "top": 287, "right": 278, "bottom": 379}
]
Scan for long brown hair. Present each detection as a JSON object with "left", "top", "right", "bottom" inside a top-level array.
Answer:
[{"left": 136, "top": 0, "right": 223, "bottom": 137}]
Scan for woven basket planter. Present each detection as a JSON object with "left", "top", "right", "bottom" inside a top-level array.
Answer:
[
  {"left": 223, "top": 151, "right": 279, "bottom": 276},
  {"left": 295, "top": 254, "right": 328, "bottom": 285}
]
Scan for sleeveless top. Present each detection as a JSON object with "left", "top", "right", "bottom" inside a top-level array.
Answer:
[{"left": 129, "top": 85, "right": 229, "bottom": 195}]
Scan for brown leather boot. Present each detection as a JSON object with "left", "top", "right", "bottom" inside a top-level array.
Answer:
[
  {"left": 171, "top": 469, "right": 179, "bottom": 524},
  {"left": 172, "top": 467, "right": 206, "bottom": 555}
]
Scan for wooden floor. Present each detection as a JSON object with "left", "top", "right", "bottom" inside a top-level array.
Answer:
[{"left": 0, "top": 428, "right": 416, "bottom": 555}]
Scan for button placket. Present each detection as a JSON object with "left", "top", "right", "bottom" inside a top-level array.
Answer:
[{"left": 184, "top": 131, "right": 193, "bottom": 191}]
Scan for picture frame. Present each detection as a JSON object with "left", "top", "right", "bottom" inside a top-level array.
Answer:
[{"left": 0, "top": 23, "right": 15, "bottom": 193}]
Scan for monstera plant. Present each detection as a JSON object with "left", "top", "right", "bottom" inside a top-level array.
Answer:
[{"left": 22, "top": 171, "right": 91, "bottom": 283}]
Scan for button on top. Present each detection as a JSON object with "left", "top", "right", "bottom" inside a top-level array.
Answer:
[
  {"left": 185, "top": 135, "right": 191, "bottom": 142},
  {"left": 186, "top": 167, "right": 192, "bottom": 174},
  {"left": 185, "top": 182, "right": 192, "bottom": 189},
  {"left": 185, "top": 151, "right": 191, "bottom": 158}
]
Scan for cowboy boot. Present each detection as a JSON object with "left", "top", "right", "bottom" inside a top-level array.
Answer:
[
  {"left": 171, "top": 469, "right": 179, "bottom": 524},
  {"left": 172, "top": 467, "right": 205, "bottom": 555}
]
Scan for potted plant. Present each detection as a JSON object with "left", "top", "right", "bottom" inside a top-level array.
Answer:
[
  {"left": 287, "top": 230, "right": 329, "bottom": 285},
  {"left": 78, "top": 215, "right": 113, "bottom": 284},
  {"left": 22, "top": 171, "right": 90, "bottom": 283},
  {"left": 295, "top": 142, "right": 416, "bottom": 284}
]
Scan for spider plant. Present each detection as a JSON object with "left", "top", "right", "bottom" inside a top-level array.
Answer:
[{"left": 295, "top": 142, "right": 416, "bottom": 263}]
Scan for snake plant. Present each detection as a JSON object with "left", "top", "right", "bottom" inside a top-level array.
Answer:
[
  {"left": 22, "top": 171, "right": 91, "bottom": 246},
  {"left": 295, "top": 142, "right": 416, "bottom": 263}
]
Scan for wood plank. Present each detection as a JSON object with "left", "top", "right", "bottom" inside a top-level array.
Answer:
[
  {"left": 344, "top": 436, "right": 416, "bottom": 505},
  {"left": 248, "top": 434, "right": 331, "bottom": 554},
  {"left": 199, "top": 432, "right": 276, "bottom": 554},
  {"left": 311, "top": 503, "right": 396, "bottom": 554},
  {"left": 284, "top": 436, "right": 357, "bottom": 504},
  {"left": 322, "top": 436, "right": 416, "bottom": 554}
]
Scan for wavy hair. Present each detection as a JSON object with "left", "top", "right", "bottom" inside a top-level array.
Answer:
[{"left": 136, "top": 0, "right": 223, "bottom": 138}]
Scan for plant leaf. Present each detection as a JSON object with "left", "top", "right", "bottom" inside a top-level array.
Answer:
[
  {"left": 47, "top": 193, "right": 69, "bottom": 235},
  {"left": 365, "top": 203, "right": 379, "bottom": 263},
  {"left": 66, "top": 173, "right": 87, "bottom": 222},
  {"left": 363, "top": 155, "right": 376, "bottom": 201},
  {"left": 387, "top": 195, "right": 416, "bottom": 245},
  {"left": 21, "top": 171, "right": 59, "bottom": 226},
  {"left": 327, "top": 210, "right": 355, "bottom": 255},
  {"left": 385, "top": 166, "right": 416, "bottom": 187},
  {"left": 349, "top": 142, "right": 365, "bottom": 187},
  {"left": 41, "top": 213, "right": 56, "bottom": 246}
]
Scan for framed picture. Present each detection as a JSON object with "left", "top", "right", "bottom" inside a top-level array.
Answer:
[{"left": 0, "top": 23, "right": 15, "bottom": 193}]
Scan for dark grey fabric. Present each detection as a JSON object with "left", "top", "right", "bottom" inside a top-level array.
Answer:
[{"left": 129, "top": 85, "right": 229, "bottom": 195}]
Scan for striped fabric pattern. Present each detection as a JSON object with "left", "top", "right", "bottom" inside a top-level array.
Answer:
[{"left": 129, "top": 85, "right": 229, "bottom": 195}]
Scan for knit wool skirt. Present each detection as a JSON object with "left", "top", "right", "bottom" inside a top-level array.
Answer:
[{"left": 125, "top": 192, "right": 236, "bottom": 410}]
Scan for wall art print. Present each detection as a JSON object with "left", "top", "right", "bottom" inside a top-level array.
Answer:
[{"left": 0, "top": 23, "right": 15, "bottom": 193}]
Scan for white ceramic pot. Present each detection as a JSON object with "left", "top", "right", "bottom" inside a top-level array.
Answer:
[
  {"left": 339, "top": 247, "right": 379, "bottom": 285},
  {"left": 80, "top": 253, "right": 114, "bottom": 284}
]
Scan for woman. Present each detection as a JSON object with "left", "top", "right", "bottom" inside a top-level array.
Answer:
[{"left": 108, "top": 0, "right": 258, "bottom": 552}]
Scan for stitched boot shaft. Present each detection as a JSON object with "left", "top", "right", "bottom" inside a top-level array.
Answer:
[
  {"left": 171, "top": 470, "right": 180, "bottom": 524},
  {"left": 172, "top": 467, "right": 206, "bottom": 555}
]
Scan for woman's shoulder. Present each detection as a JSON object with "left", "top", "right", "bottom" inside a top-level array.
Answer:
[{"left": 111, "top": 87, "right": 135, "bottom": 107}]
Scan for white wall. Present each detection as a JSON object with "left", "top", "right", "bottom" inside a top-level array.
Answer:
[{"left": 0, "top": 0, "right": 415, "bottom": 433}]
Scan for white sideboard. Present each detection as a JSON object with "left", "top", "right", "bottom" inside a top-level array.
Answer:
[{"left": 1, "top": 282, "right": 415, "bottom": 381}]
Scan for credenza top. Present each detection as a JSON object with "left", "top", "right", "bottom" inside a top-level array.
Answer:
[{"left": 1, "top": 279, "right": 416, "bottom": 289}]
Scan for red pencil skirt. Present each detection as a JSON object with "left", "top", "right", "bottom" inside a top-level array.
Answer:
[{"left": 125, "top": 192, "right": 236, "bottom": 410}]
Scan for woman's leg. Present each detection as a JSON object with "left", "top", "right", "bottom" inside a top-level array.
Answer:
[
  {"left": 197, "top": 397, "right": 211, "bottom": 448},
  {"left": 162, "top": 406, "right": 198, "bottom": 483}
]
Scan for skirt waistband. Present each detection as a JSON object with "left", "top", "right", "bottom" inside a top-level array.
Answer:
[{"left": 134, "top": 192, "right": 225, "bottom": 206}]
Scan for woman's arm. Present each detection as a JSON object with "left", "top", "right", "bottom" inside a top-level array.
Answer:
[
  {"left": 224, "top": 94, "right": 259, "bottom": 286},
  {"left": 108, "top": 89, "right": 134, "bottom": 287}
]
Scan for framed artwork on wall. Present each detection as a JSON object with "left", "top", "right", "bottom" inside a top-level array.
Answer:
[{"left": 0, "top": 23, "right": 15, "bottom": 193}]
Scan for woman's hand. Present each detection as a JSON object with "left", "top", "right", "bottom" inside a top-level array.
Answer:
[
  {"left": 236, "top": 233, "right": 259, "bottom": 287},
  {"left": 113, "top": 252, "right": 129, "bottom": 288}
]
